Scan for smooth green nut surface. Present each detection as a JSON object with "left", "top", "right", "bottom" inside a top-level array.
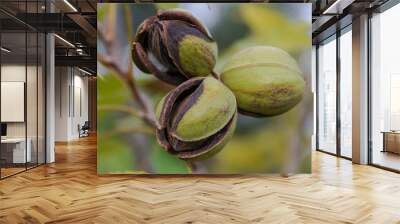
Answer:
[
  {"left": 178, "top": 35, "right": 218, "bottom": 77},
  {"left": 156, "top": 77, "right": 237, "bottom": 160},
  {"left": 221, "top": 46, "right": 305, "bottom": 117},
  {"left": 174, "top": 77, "right": 235, "bottom": 141}
]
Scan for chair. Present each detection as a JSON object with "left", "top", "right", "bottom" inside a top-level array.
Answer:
[{"left": 79, "top": 121, "right": 90, "bottom": 138}]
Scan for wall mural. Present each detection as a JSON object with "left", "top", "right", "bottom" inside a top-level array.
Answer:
[{"left": 97, "top": 3, "right": 312, "bottom": 174}]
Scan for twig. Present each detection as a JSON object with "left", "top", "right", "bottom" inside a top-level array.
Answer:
[
  {"left": 126, "top": 68, "right": 160, "bottom": 129},
  {"left": 98, "top": 104, "right": 145, "bottom": 119},
  {"left": 97, "top": 53, "right": 125, "bottom": 77},
  {"left": 185, "top": 161, "right": 207, "bottom": 174},
  {"left": 211, "top": 70, "right": 220, "bottom": 80},
  {"left": 97, "top": 24, "right": 111, "bottom": 46},
  {"left": 124, "top": 132, "right": 154, "bottom": 173},
  {"left": 97, "top": 4, "right": 158, "bottom": 174},
  {"left": 101, "top": 127, "right": 154, "bottom": 139},
  {"left": 97, "top": 55, "right": 158, "bottom": 128},
  {"left": 185, "top": 161, "right": 197, "bottom": 174},
  {"left": 97, "top": 6, "right": 159, "bottom": 130},
  {"left": 97, "top": 52, "right": 157, "bottom": 128}
]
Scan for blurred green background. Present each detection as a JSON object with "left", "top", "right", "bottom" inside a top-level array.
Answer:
[{"left": 97, "top": 3, "right": 312, "bottom": 174}]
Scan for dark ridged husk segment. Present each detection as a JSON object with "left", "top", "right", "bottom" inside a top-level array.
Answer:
[
  {"left": 132, "top": 9, "right": 217, "bottom": 86},
  {"left": 156, "top": 77, "right": 237, "bottom": 160}
]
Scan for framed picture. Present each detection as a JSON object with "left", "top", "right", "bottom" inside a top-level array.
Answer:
[{"left": 97, "top": 3, "right": 312, "bottom": 174}]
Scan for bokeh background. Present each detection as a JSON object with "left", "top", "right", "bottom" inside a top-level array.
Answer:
[{"left": 97, "top": 3, "right": 312, "bottom": 174}]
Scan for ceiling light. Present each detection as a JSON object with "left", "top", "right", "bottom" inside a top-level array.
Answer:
[
  {"left": 54, "top": 34, "right": 75, "bottom": 48},
  {"left": 1, "top": 47, "right": 11, "bottom": 53},
  {"left": 63, "top": 0, "right": 78, "bottom": 12},
  {"left": 78, "top": 67, "right": 93, "bottom": 76},
  {"left": 76, "top": 48, "right": 85, "bottom": 55},
  {"left": 322, "top": 0, "right": 342, "bottom": 14}
]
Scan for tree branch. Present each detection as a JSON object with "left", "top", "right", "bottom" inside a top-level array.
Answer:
[
  {"left": 98, "top": 104, "right": 145, "bottom": 119},
  {"left": 185, "top": 161, "right": 207, "bottom": 174},
  {"left": 97, "top": 5, "right": 159, "bottom": 174},
  {"left": 125, "top": 68, "right": 160, "bottom": 129},
  {"left": 211, "top": 70, "right": 220, "bottom": 80},
  {"left": 97, "top": 10, "right": 159, "bottom": 129},
  {"left": 101, "top": 127, "right": 154, "bottom": 139}
]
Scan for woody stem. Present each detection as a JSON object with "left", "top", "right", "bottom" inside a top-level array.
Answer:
[{"left": 211, "top": 70, "right": 220, "bottom": 80}]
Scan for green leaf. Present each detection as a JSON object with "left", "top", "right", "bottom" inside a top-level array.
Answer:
[
  {"left": 239, "top": 5, "right": 310, "bottom": 54},
  {"left": 97, "top": 73, "right": 130, "bottom": 106},
  {"left": 156, "top": 3, "right": 179, "bottom": 10},
  {"left": 97, "top": 4, "right": 109, "bottom": 22},
  {"left": 150, "top": 140, "right": 188, "bottom": 174},
  {"left": 98, "top": 4, "right": 133, "bottom": 77},
  {"left": 97, "top": 137, "right": 136, "bottom": 174}
]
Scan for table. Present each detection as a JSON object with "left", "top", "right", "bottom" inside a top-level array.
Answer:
[
  {"left": 1, "top": 138, "right": 31, "bottom": 163},
  {"left": 381, "top": 131, "right": 400, "bottom": 154}
]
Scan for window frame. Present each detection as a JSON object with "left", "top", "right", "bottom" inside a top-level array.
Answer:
[{"left": 315, "top": 24, "right": 353, "bottom": 160}]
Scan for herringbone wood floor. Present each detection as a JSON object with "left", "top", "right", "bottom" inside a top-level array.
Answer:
[{"left": 1, "top": 135, "right": 400, "bottom": 224}]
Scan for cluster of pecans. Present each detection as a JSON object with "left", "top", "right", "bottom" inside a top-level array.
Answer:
[{"left": 132, "top": 9, "right": 305, "bottom": 161}]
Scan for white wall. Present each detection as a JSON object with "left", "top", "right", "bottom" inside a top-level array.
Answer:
[
  {"left": 1, "top": 65, "right": 34, "bottom": 138},
  {"left": 54, "top": 67, "right": 89, "bottom": 141},
  {"left": 72, "top": 73, "right": 89, "bottom": 138},
  {"left": 1, "top": 82, "right": 25, "bottom": 122},
  {"left": 55, "top": 67, "right": 69, "bottom": 141},
  {"left": 1, "top": 65, "right": 26, "bottom": 139},
  {"left": 1, "top": 63, "right": 46, "bottom": 164}
]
